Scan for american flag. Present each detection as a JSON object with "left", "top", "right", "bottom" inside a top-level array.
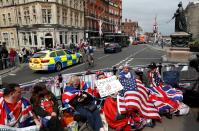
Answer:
[
  {"left": 118, "top": 78, "right": 160, "bottom": 119},
  {"left": 148, "top": 68, "right": 163, "bottom": 88}
]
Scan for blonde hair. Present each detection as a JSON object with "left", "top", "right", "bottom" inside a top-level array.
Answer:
[{"left": 68, "top": 76, "right": 80, "bottom": 86}]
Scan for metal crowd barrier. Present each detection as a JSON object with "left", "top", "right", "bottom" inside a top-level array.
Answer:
[{"left": 1, "top": 63, "right": 196, "bottom": 100}]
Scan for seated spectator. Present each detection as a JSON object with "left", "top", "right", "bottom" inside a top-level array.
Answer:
[
  {"left": 62, "top": 75, "right": 104, "bottom": 131},
  {"left": 30, "top": 84, "right": 63, "bottom": 131},
  {"left": 0, "top": 83, "right": 40, "bottom": 127},
  {"left": 147, "top": 62, "right": 185, "bottom": 118},
  {"left": 119, "top": 64, "right": 135, "bottom": 79}
]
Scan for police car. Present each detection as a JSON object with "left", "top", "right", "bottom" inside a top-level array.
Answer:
[{"left": 29, "top": 49, "right": 83, "bottom": 71}]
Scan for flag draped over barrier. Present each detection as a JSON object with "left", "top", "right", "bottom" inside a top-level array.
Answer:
[{"left": 118, "top": 78, "right": 160, "bottom": 119}]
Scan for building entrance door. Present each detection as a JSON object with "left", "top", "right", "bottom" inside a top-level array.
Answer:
[{"left": 45, "top": 38, "right": 53, "bottom": 49}]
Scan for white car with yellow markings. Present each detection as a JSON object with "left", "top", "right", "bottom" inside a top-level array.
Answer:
[{"left": 29, "top": 49, "right": 83, "bottom": 71}]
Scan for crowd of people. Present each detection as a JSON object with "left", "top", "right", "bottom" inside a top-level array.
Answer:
[
  {"left": 0, "top": 43, "right": 34, "bottom": 70},
  {"left": 0, "top": 62, "right": 192, "bottom": 131}
]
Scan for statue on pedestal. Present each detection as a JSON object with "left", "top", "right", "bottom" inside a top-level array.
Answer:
[
  {"left": 170, "top": 2, "right": 191, "bottom": 47},
  {"left": 172, "top": 1, "right": 187, "bottom": 32}
]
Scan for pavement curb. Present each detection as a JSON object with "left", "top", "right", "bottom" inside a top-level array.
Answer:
[{"left": 0, "top": 64, "right": 26, "bottom": 78}]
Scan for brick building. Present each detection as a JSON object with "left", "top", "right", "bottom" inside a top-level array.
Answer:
[
  {"left": 84, "top": 0, "right": 122, "bottom": 47},
  {"left": 121, "top": 19, "right": 138, "bottom": 37}
]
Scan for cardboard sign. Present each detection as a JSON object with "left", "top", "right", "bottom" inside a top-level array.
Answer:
[{"left": 95, "top": 76, "right": 123, "bottom": 97}]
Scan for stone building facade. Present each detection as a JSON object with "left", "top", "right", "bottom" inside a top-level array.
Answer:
[
  {"left": 185, "top": 1, "right": 199, "bottom": 39},
  {"left": 0, "top": 0, "right": 84, "bottom": 50}
]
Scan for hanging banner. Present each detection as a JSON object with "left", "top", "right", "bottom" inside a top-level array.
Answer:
[{"left": 95, "top": 76, "right": 123, "bottom": 97}]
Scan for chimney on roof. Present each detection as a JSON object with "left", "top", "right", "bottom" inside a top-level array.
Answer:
[
  {"left": 125, "top": 18, "right": 127, "bottom": 22},
  {"left": 129, "top": 19, "right": 132, "bottom": 22}
]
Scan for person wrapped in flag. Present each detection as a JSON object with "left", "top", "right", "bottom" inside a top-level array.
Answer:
[
  {"left": 30, "top": 84, "right": 63, "bottom": 131},
  {"left": 118, "top": 65, "right": 160, "bottom": 130},
  {"left": 62, "top": 75, "right": 105, "bottom": 131},
  {"left": 147, "top": 62, "right": 186, "bottom": 117},
  {"left": 0, "top": 83, "right": 40, "bottom": 128},
  {"left": 97, "top": 71, "right": 132, "bottom": 130}
]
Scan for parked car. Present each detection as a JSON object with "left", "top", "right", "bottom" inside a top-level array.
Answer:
[
  {"left": 104, "top": 43, "right": 122, "bottom": 53},
  {"left": 132, "top": 41, "right": 139, "bottom": 45},
  {"left": 29, "top": 49, "right": 82, "bottom": 71}
]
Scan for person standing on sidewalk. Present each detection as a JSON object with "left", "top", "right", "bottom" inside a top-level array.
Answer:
[
  {"left": 1, "top": 43, "right": 8, "bottom": 69},
  {"left": 161, "top": 39, "right": 164, "bottom": 49},
  {"left": 0, "top": 44, "right": 3, "bottom": 70},
  {"left": 9, "top": 48, "right": 16, "bottom": 67}
]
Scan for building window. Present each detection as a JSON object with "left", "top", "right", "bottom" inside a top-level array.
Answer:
[
  {"left": 75, "top": 13, "right": 78, "bottom": 27},
  {"left": 24, "top": 7, "right": 30, "bottom": 24},
  {"left": 32, "top": 6, "right": 36, "bottom": 23},
  {"left": 62, "top": 8, "right": 67, "bottom": 25},
  {"left": 65, "top": 32, "right": 67, "bottom": 45},
  {"left": 22, "top": 32, "right": 26, "bottom": 45},
  {"left": 59, "top": 32, "right": 63, "bottom": 44},
  {"left": 57, "top": 7, "right": 60, "bottom": 24},
  {"left": 2, "top": 14, "right": 6, "bottom": 25},
  {"left": 70, "top": 11, "right": 73, "bottom": 26},
  {"left": 8, "top": 13, "right": 11, "bottom": 25},
  {"left": 3, "top": 33, "right": 9, "bottom": 46},
  {"left": 28, "top": 32, "right": 32, "bottom": 45},
  {"left": 42, "top": 8, "right": 51, "bottom": 23},
  {"left": 33, "top": 32, "right": 37, "bottom": 45}
]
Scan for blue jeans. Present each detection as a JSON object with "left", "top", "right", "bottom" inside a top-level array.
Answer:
[{"left": 76, "top": 105, "right": 103, "bottom": 131}]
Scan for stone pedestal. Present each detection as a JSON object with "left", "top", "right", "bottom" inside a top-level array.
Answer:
[
  {"left": 170, "top": 32, "right": 191, "bottom": 47},
  {"left": 163, "top": 47, "right": 193, "bottom": 62}
]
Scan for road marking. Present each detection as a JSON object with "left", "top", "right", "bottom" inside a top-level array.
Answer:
[
  {"left": 8, "top": 73, "right": 16, "bottom": 76},
  {"left": 112, "top": 47, "right": 148, "bottom": 68},
  {"left": 133, "top": 58, "right": 162, "bottom": 60},
  {"left": 61, "top": 54, "right": 110, "bottom": 73},
  {"left": 98, "top": 55, "right": 109, "bottom": 60},
  {"left": 132, "top": 47, "right": 148, "bottom": 56}
]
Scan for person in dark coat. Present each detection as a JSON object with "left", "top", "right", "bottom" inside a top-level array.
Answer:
[
  {"left": 1, "top": 43, "right": 8, "bottom": 69},
  {"left": 0, "top": 44, "right": 3, "bottom": 70}
]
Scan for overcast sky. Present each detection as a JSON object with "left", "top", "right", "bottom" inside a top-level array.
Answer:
[{"left": 122, "top": 0, "right": 197, "bottom": 35}]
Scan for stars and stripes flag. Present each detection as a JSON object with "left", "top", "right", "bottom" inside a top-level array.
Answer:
[
  {"left": 148, "top": 68, "right": 163, "bottom": 88},
  {"left": 118, "top": 78, "right": 161, "bottom": 119}
]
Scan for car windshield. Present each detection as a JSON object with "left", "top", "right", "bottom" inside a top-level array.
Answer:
[{"left": 33, "top": 53, "right": 46, "bottom": 58}]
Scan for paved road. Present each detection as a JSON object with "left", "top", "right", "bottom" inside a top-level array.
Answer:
[{"left": 2, "top": 44, "right": 165, "bottom": 84}]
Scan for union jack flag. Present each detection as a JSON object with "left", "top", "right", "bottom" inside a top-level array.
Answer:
[
  {"left": 148, "top": 86, "right": 180, "bottom": 112},
  {"left": 148, "top": 69, "right": 182, "bottom": 112},
  {"left": 118, "top": 78, "right": 160, "bottom": 119},
  {"left": 0, "top": 97, "right": 34, "bottom": 127}
]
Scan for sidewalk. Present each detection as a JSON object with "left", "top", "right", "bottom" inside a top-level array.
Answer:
[{"left": 0, "top": 64, "right": 26, "bottom": 78}]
